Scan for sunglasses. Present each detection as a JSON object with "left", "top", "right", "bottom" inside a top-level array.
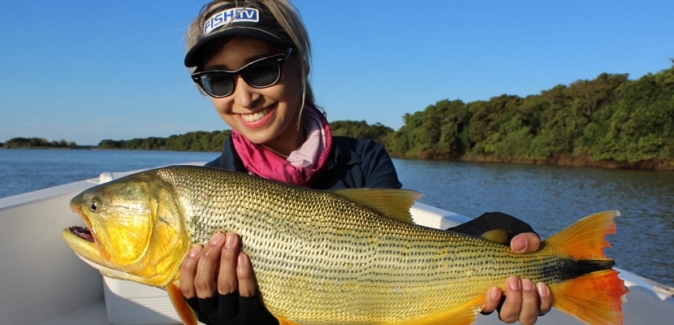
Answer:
[{"left": 192, "top": 48, "right": 293, "bottom": 98}]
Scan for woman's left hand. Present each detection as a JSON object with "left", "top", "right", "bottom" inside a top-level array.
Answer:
[{"left": 481, "top": 232, "right": 553, "bottom": 325}]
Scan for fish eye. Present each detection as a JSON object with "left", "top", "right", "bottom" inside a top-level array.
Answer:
[{"left": 88, "top": 198, "right": 100, "bottom": 213}]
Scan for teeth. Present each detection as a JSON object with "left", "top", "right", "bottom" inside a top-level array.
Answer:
[{"left": 241, "top": 107, "right": 271, "bottom": 122}]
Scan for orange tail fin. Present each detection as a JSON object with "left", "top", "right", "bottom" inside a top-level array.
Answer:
[{"left": 546, "top": 210, "right": 628, "bottom": 325}]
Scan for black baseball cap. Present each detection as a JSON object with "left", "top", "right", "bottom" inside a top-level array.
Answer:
[{"left": 184, "top": 2, "right": 294, "bottom": 68}]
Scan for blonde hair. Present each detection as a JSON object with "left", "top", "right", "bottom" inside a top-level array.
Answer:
[{"left": 185, "top": 0, "right": 317, "bottom": 113}]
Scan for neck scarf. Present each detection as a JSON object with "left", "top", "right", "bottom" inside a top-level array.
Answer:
[{"left": 231, "top": 105, "right": 333, "bottom": 187}]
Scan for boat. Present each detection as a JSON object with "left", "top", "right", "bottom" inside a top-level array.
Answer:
[{"left": 1, "top": 163, "right": 672, "bottom": 325}]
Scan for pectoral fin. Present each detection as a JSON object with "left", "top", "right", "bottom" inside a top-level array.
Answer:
[
  {"left": 276, "top": 316, "right": 301, "bottom": 325},
  {"left": 167, "top": 281, "right": 198, "bottom": 325}
]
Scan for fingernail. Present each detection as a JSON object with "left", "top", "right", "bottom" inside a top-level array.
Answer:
[
  {"left": 512, "top": 237, "right": 527, "bottom": 252},
  {"left": 225, "top": 233, "right": 236, "bottom": 248},
  {"left": 237, "top": 254, "right": 248, "bottom": 268},
  {"left": 522, "top": 279, "right": 534, "bottom": 291},
  {"left": 489, "top": 287, "right": 500, "bottom": 300},
  {"left": 188, "top": 245, "right": 201, "bottom": 258},
  {"left": 508, "top": 277, "right": 521, "bottom": 291},
  {"left": 536, "top": 282, "right": 549, "bottom": 298},
  {"left": 209, "top": 233, "right": 224, "bottom": 246}
]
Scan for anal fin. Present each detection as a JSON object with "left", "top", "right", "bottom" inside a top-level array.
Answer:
[{"left": 399, "top": 295, "right": 484, "bottom": 325}]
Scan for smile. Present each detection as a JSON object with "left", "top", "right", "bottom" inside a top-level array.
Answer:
[{"left": 240, "top": 106, "right": 273, "bottom": 122}]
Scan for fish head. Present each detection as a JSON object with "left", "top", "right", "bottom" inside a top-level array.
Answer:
[{"left": 62, "top": 171, "right": 189, "bottom": 287}]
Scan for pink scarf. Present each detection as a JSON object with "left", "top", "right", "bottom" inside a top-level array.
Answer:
[{"left": 231, "top": 105, "right": 333, "bottom": 187}]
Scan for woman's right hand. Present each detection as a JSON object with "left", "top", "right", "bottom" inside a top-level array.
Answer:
[{"left": 179, "top": 232, "right": 278, "bottom": 325}]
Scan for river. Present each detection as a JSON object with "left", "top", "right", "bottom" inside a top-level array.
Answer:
[{"left": 1, "top": 149, "right": 673, "bottom": 287}]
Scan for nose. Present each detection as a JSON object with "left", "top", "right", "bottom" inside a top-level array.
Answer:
[{"left": 232, "top": 75, "right": 258, "bottom": 109}]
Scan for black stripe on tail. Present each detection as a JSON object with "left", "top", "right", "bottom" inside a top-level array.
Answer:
[{"left": 550, "top": 259, "right": 616, "bottom": 282}]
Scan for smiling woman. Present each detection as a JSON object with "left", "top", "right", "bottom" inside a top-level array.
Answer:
[{"left": 176, "top": 1, "right": 550, "bottom": 325}]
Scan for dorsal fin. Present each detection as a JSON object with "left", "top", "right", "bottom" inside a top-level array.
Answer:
[{"left": 332, "top": 188, "right": 422, "bottom": 224}]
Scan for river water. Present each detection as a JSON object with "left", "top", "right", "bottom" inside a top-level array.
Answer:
[{"left": 1, "top": 149, "right": 673, "bottom": 287}]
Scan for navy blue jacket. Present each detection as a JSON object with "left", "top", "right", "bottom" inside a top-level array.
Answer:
[{"left": 205, "top": 135, "right": 402, "bottom": 190}]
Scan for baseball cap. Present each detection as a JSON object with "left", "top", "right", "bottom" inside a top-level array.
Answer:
[{"left": 184, "top": 2, "right": 294, "bottom": 68}]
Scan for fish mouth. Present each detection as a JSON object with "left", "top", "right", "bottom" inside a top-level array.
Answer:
[
  {"left": 62, "top": 227, "right": 133, "bottom": 280},
  {"left": 62, "top": 203, "right": 106, "bottom": 265},
  {"left": 67, "top": 225, "right": 94, "bottom": 242},
  {"left": 62, "top": 225, "right": 103, "bottom": 263}
]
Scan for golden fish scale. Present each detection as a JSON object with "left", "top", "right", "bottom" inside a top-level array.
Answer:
[{"left": 157, "top": 166, "right": 568, "bottom": 324}]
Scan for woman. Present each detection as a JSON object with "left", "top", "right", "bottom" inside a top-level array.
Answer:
[{"left": 179, "top": 1, "right": 551, "bottom": 324}]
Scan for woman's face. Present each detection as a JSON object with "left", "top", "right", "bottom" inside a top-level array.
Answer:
[{"left": 202, "top": 36, "right": 303, "bottom": 155}]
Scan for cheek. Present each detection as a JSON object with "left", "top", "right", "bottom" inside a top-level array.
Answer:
[
  {"left": 209, "top": 97, "right": 237, "bottom": 126},
  {"left": 277, "top": 67, "right": 302, "bottom": 106},
  {"left": 210, "top": 97, "right": 232, "bottom": 114}
]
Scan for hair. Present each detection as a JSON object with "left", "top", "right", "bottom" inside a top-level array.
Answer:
[{"left": 185, "top": 0, "right": 318, "bottom": 116}]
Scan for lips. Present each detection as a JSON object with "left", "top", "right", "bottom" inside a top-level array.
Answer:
[{"left": 238, "top": 104, "right": 277, "bottom": 129}]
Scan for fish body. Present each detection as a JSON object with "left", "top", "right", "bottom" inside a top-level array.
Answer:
[{"left": 62, "top": 165, "right": 627, "bottom": 325}]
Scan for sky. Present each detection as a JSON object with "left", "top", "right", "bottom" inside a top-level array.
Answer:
[{"left": 1, "top": 0, "right": 672, "bottom": 146}]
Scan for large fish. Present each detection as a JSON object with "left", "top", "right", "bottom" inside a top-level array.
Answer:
[{"left": 62, "top": 165, "right": 627, "bottom": 325}]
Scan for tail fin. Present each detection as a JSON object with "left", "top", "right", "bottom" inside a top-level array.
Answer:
[{"left": 546, "top": 210, "right": 628, "bottom": 325}]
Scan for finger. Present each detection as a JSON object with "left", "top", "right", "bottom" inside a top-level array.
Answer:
[
  {"left": 499, "top": 276, "right": 522, "bottom": 323},
  {"left": 194, "top": 232, "right": 226, "bottom": 298},
  {"left": 537, "top": 282, "right": 552, "bottom": 315},
  {"left": 511, "top": 232, "right": 541, "bottom": 254},
  {"left": 480, "top": 287, "right": 502, "bottom": 314},
  {"left": 217, "top": 233, "right": 241, "bottom": 295},
  {"left": 236, "top": 253, "right": 257, "bottom": 297},
  {"left": 179, "top": 245, "right": 202, "bottom": 299},
  {"left": 519, "top": 279, "right": 539, "bottom": 325}
]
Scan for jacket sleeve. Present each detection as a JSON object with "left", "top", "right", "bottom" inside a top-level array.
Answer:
[
  {"left": 447, "top": 211, "right": 538, "bottom": 243},
  {"left": 359, "top": 140, "right": 403, "bottom": 189}
]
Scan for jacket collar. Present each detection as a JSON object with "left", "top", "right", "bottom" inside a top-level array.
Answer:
[{"left": 222, "top": 135, "right": 247, "bottom": 172}]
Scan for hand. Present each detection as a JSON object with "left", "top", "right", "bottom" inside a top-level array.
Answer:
[
  {"left": 481, "top": 233, "right": 552, "bottom": 325},
  {"left": 179, "top": 232, "right": 278, "bottom": 325}
]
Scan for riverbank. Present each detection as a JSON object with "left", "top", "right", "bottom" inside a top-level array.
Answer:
[
  {"left": 390, "top": 152, "right": 674, "bottom": 171},
  {"left": 469, "top": 155, "right": 674, "bottom": 171}
]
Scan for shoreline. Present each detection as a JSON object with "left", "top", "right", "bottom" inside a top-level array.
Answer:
[{"left": 391, "top": 154, "right": 674, "bottom": 172}]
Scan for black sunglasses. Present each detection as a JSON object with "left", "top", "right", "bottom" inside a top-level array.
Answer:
[{"left": 191, "top": 48, "right": 293, "bottom": 98}]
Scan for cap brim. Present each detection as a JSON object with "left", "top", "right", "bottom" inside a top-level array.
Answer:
[{"left": 184, "top": 26, "right": 293, "bottom": 68}]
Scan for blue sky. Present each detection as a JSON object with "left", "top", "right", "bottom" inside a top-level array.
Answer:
[{"left": 1, "top": 0, "right": 672, "bottom": 146}]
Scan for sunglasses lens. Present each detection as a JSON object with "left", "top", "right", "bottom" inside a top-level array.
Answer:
[
  {"left": 200, "top": 73, "right": 234, "bottom": 97},
  {"left": 241, "top": 58, "right": 281, "bottom": 88},
  {"left": 192, "top": 52, "right": 286, "bottom": 97}
]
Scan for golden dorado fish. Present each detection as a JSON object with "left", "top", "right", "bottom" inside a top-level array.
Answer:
[{"left": 62, "top": 165, "right": 627, "bottom": 325}]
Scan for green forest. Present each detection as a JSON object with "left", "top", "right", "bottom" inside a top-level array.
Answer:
[
  {"left": 3, "top": 63, "right": 673, "bottom": 170},
  {"left": 1, "top": 137, "right": 80, "bottom": 149},
  {"left": 387, "top": 64, "right": 674, "bottom": 170}
]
